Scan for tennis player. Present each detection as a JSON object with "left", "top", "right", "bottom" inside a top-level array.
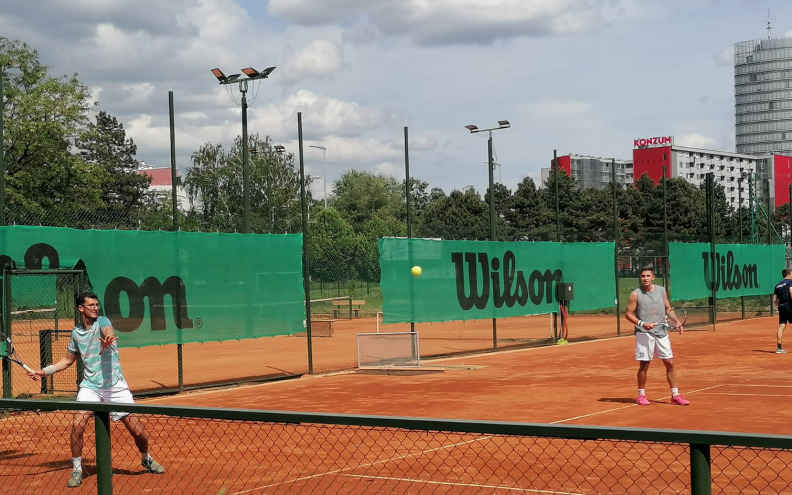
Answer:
[
  {"left": 624, "top": 266, "right": 690, "bottom": 406},
  {"left": 772, "top": 268, "right": 792, "bottom": 354},
  {"left": 27, "top": 291, "right": 165, "bottom": 488}
]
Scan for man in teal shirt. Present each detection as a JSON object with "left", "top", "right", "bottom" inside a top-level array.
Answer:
[{"left": 28, "top": 291, "right": 165, "bottom": 488}]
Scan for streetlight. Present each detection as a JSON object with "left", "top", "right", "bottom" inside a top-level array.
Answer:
[
  {"left": 309, "top": 145, "right": 328, "bottom": 208},
  {"left": 465, "top": 120, "right": 510, "bottom": 241},
  {"left": 210, "top": 65, "right": 276, "bottom": 233}
]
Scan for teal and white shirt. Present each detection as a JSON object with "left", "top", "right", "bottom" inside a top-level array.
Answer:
[{"left": 67, "top": 316, "right": 125, "bottom": 390}]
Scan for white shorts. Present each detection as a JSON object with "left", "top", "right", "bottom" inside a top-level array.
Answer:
[
  {"left": 634, "top": 332, "right": 673, "bottom": 361},
  {"left": 76, "top": 380, "right": 135, "bottom": 421}
]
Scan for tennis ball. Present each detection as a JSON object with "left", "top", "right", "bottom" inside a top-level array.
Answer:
[{"left": 411, "top": 265, "right": 422, "bottom": 277}]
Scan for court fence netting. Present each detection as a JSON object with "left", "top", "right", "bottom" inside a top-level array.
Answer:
[
  {"left": 0, "top": 398, "right": 790, "bottom": 494},
  {"left": 0, "top": 264, "right": 779, "bottom": 399}
]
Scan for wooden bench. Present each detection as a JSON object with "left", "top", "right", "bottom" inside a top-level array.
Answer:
[
  {"left": 310, "top": 319, "right": 335, "bottom": 337},
  {"left": 331, "top": 300, "right": 366, "bottom": 318}
]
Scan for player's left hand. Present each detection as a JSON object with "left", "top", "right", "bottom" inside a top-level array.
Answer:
[
  {"left": 677, "top": 325, "right": 684, "bottom": 334},
  {"left": 100, "top": 334, "right": 117, "bottom": 354}
]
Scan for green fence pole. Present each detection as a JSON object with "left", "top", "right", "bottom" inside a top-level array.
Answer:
[
  {"left": 611, "top": 159, "right": 621, "bottom": 336},
  {"left": 298, "top": 112, "right": 313, "bottom": 375},
  {"left": 690, "top": 443, "right": 711, "bottom": 495},
  {"left": 95, "top": 411, "right": 113, "bottom": 495}
]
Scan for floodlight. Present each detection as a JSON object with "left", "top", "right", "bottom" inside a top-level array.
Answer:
[
  {"left": 211, "top": 68, "right": 226, "bottom": 83},
  {"left": 465, "top": 125, "right": 478, "bottom": 132},
  {"left": 274, "top": 145, "right": 285, "bottom": 152},
  {"left": 498, "top": 120, "right": 510, "bottom": 128}
]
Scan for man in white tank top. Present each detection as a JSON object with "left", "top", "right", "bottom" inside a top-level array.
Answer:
[{"left": 624, "top": 265, "right": 690, "bottom": 406}]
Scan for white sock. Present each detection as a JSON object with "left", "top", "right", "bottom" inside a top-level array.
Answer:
[
  {"left": 72, "top": 457, "right": 82, "bottom": 472},
  {"left": 671, "top": 387, "right": 679, "bottom": 397},
  {"left": 142, "top": 453, "right": 151, "bottom": 462},
  {"left": 638, "top": 389, "right": 645, "bottom": 397}
]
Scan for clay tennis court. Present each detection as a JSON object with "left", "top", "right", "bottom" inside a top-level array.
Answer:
[
  {"left": 3, "top": 315, "right": 791, "bottom": 494},
  {"left": 148, "top": 315, "right": 789, "bottom": 433}
]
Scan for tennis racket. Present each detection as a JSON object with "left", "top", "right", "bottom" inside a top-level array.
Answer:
[
  {"left": 641, "top": 307, "right": 687, "bottom": 337},
  {"left": 0, "top": 332, "right": 35, "bottom": 373}
]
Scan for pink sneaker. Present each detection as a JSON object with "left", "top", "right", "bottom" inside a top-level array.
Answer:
[
  {"left": 671, "top": 394, "right": 690, "bottom": 406},
  {"left": 636, "top": 395, "right": 650, "bottom": 406}
]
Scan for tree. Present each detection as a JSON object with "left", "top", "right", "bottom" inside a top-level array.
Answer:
[
  {"left": 506, "top": 177, "right": 551, "bottom": 239},
  {"left": 332, "top": 171, "right": 403, "bottom": 230},
  {"left": 541, "top": 168, "right": 580, "bottom": 241},
  {"left": 183, "top": 135, "right": 309, "bottom": 233},
  {"left": 1, "top": 36, "right": 102, "bottom": 223},
  {"left": 417, "top": 188, "right": 489, "bottom": 240},
  {"left": 76, "top": 111, "right": 150, "bottom": 211},
  {"left": 307, "top": 208, "right": 359, "bottom": 283}
]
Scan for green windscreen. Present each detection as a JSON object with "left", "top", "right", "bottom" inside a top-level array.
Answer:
[
  {"left": 668, "top": 242, "right": 783, "bottom": 300},
  {"left": 0, "top": 226, "right": 305, "bottom": 347},
  {"left": 379, "top": 238, "right": 615, "bottom": 323}
]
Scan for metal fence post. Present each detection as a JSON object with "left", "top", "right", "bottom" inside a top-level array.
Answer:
[
  {"left": 95, "top": 411, "right": 113, "bottom": 494},
  {"left": 690, "top": 443, "right": 711, "bottom": 495}
]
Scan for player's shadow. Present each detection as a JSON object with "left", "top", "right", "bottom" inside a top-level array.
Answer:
[
  {"left": 752, "top": 349, "right": 781, "bottom": 354},
  {"left": 598, "top": 397, "right": 637, "bottom": 404}
]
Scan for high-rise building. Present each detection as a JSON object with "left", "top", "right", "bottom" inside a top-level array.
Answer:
[
  {"left": 734, "top": 36, "right": 792, "bottom": 155},
  {"left": 541, "top": 155, "right": 632, "bottom": 190}
]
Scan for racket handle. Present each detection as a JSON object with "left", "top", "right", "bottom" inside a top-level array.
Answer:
[{"left": 21, "top": 363, "right": 34, "bottom": 373}]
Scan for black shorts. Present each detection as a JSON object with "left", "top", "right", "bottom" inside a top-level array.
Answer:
[{"left": 780, "top": 307, "right": 792, "bottom": 324}]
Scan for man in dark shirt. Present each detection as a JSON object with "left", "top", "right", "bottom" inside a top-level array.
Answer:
[{"left": 772, "top": 269, "right": 792, "bottom": 354}]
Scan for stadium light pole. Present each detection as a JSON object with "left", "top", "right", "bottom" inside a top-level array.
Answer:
[
  {"left": 466, "top": 120, "right": 509, "bottom": 351},
  {"left": 308, "top": 145, "right": 328, "bottom": 208},
  {"left": 210, "top": 66, "right": 276, "bottom": 233},
  {"left": 465, "top": 120, "right": 510, "bottom": 241}
]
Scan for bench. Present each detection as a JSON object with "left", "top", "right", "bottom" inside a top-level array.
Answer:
[
  {"left": 310, "top": 319, "right": 335, "bottom": 337},
  {"left": 331, "top": 300, "right": 366, "bottom": 319}
]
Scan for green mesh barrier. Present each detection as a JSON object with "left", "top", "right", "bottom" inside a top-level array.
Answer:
[
  {"left": 668, "top": 242, "right": 783, "bottom": 300},
  {"left": 379, "top": 238, "right": 615, "bottom": 323},
  {"left": 0, "top": 226, "right": 304, "bottom": 347}
]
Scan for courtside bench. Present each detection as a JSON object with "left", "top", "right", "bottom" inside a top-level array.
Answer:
[{"left": 331, "top": 300, "right": 366, "bottom": 319}]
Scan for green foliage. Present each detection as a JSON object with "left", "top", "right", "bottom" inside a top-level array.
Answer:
[
  {"left": 1, "top": 37, "right": 101, "bottom": 219},
  {"left": 182, "top": 134, "right": 309, "bottom": 233}
]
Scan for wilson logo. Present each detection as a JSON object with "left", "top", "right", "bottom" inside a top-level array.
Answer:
[
  {"left": 0, "top": 243, "right": 192, "bottom": 333},
  {"left": 701, "top": 250, "right": 758, "bottom": 291},
  {"left": 451, "top": 251, "right": 562, "bottom": 310}
]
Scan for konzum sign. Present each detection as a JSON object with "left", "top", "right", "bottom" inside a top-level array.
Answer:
[{"left": 634, "top": 136, "right": 673, "bottom": 148}]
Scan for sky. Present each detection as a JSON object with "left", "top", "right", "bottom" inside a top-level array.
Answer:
[{"left": 2, "top": 0, "right": 791, "bottom": 201}]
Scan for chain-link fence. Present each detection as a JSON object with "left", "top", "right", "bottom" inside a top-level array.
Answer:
[
  {"left": 1, "top": 399, "right": 791, "bottom": 494},
  {"left": 0, "top": 174, "right": 787, "bottom": 398}
]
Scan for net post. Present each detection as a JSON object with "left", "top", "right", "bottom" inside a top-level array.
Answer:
[
  {"left": 690, "top": 443, "right": 711, "bottom": 495},
  {"left": 39, "top": 329, "right": 52, "bottom": 394},
  {"left": 94, "top": 410, "right": 113, "bottom": 494}
]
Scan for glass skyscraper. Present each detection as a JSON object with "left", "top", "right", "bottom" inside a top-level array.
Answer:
[{"left": 734, "top": 37, "right": 792, "bottom": 155}]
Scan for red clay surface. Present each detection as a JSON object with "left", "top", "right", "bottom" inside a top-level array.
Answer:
[
  {"left": 5, "top": 315, "right": 792, "bottom": 494},
  {"left": 149, "top": 316, "right": 790, "bottom": 435}
]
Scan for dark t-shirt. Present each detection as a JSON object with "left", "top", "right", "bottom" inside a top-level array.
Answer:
[{"left": 774, "top": 279, "right": 792, "bottom": 311}]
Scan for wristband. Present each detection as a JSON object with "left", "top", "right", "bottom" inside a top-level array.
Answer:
[
  {"left": 637, "top": 320, "right": 644, "bottom": 327},
  {"left": 43, "top": 365, "right": 56, "bottom": 376}
]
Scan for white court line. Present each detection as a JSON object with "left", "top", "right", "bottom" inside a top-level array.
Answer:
[
  {"left": 230, "top": 435, "right": 495, "bottom": 495},
  {"left": 549, "top": 384, "right": 725, "bottom": 424},
  {"left": 722, "top": 383, "right": 792, "bottom": 388},
  {"left": 704, "top": 393, "right": 792, "bottom": 397},
  {"left": 343, "top": 474, "right": 585, "bottom": 495}
]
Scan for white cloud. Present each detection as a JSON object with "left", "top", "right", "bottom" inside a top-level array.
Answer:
[
  {"left": 280, "top": 39, "right": 346, "bottom": 83},
  {"left": 526, "top": 99, "right": 594, "bottom": 118},
  {"left": 269, "top": 0, "right": 616, "bottom": 45},
  {"left": 674, "top": 133, "right": 721, "bottom": 150}
]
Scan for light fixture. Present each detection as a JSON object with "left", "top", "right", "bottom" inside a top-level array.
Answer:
[
  {"left": 211, "top": 68, "right": 226, "bottom": 83},
  {"left": 465, "top": 125, "right": 478, "bottom": 132},
  {"left": 210, "top": 63, "right": 277, "bottom": 232},
  {"left": 274, "top": 145, "right": 285, "bottom": 153}
]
